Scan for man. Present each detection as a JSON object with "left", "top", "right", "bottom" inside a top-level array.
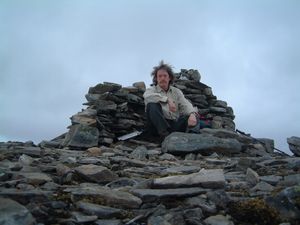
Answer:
[{"left": 143, "top": 61, "right": 198, "bottom": 139}]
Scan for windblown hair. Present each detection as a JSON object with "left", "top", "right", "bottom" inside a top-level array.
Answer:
[{"left": 151, "top": 60, "right": 175, "bottom": 85}]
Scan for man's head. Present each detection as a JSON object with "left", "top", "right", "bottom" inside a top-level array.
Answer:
[{"left": 151, "top": 60, "right": 174, "bottom": 91}]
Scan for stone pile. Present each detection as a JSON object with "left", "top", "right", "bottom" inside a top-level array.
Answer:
[
  {"left": 1, "top": 69, "right": 299, "bottom": 225},
  {"left": 60, "top": 69, "right": 235, "bottom": 149}
]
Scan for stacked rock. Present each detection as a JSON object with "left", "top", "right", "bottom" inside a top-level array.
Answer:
[
  {"left": 62, "top": 82, "right": 147, "bottom": 148},
  {"left": 62, "top": 69, "right": 235, "bottom": 149},
  {"left": 173, "top": 69, "right": 235, "bottom": 130}
]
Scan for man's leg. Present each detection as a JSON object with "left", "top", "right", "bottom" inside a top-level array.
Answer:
[
  {"left": 146, "top": 103, "right": 170, "bottom": 136},
  {"left": 171, "top": 115, "right": 189, "bottom": 132}
]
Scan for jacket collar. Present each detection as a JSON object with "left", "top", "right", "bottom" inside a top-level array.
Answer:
[{"left": 156, "top": 84, "right": 172, "bottom": 93}]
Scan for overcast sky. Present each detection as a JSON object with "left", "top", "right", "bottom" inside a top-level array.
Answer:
[{"left": 1, "top": 0, "right": 299, "bottom": 154}]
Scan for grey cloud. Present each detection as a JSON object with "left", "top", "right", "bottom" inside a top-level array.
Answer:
[{"left": 1, "top": 0, "right": 299, "bottom": 154}]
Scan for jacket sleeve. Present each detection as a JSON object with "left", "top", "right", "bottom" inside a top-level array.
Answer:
[
  {"left": 143, "top": 87, "right": 168, "bottom": 106},
  {"left": 176, "top": 89, "right": 197, "bottom": 115}
]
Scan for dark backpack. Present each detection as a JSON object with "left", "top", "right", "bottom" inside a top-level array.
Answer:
[{"left": 186, "top": 112, "right": 212, "bottom": 133}]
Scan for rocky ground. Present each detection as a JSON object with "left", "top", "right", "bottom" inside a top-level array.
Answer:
[{"left": 0, "top": 129, "right": 299, "bottom": 225}]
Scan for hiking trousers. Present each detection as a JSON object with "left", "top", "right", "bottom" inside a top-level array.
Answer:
[{"left": 146, "top": 102, "right": 188, "bottom": 136}]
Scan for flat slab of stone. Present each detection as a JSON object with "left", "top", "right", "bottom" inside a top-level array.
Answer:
[
  {"left": 0, "top": 146, "right": 42, "bottom": 157},
  {"left": 131, "top": 187, "right": 208, "bottom": 202},
  {"left": 13, "top": 172, "right": 52, "bottom": 185},
  {"left": 0, "top": 189, "right": 53, "bottom": 205},
  {"left": 162, "top": 132, "right": 242, "bottom": 155},
  {"left": 76, "top": 201, "right": 123, "bottom": 219},
  {"left": 152, "top": 169, "right": 225, "bottom": 189},
  {"left": 64, "top": 184, "right": 142, "bottom": 209}
]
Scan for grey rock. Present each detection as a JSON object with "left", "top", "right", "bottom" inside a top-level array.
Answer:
[
  {"left": 207, "top": 190, "right": 230, "bottom": 209},
  {"left": 287, "top": 136, "right": 300, "bottom": 156},
  {"left": 1, "top": 146, "right": 42, "bottom": 157},
  {"left": 13, "top": 172, "right": 52, "bottom": 185},
  {"left": 110, "top": 156, "right": 158, "bottom": 168},
  {"left": 131, "top": 187, "right": 207, "bottom": 202},
  {"left": 280, "top": 174, "right": 300, "bottom": 187},
  {"left": 183, "top": 208, "right": 203, "bottom": 224},
  {"left": 257, "top": 138, "right": 275, "bottom": 153},
  {"left": 185, "top": 153, "right": 196, "bottom": 160},
  {"left": 205, "top": 158, "right": 228, "bottom": 165},
  {"left": 147, "top": 216, "right": 172, "bottom": 225},
  {"left": 71, "top": 114, "right": 97, "bottom": 126},
  {"left": 0, "top": 159, "right": 19, "bottom": 170},
  {"left": 64, "top": 184, "right": 142, "bottom": 209},
  {"left": 39, "top": 140, "right": 61, "bottom": 148},
  {"left": 204, "top": 214, "right": 234, "bottom": 225},
  {"left": 62, "top": 124, "right": 99, "bottom": 148},
  {"left": 214, "top": 100, "right": 227, "bottom": 108},
  {"left": 88, "top": 82, "right": 122, "bottom": 94},
  {"left": 162, "top": 166, "right": 200, "bottom": 175},
  {"left": 250, "top": 181, "right": 275, "bottom": 192},
  {"left": 133, "top": 81, "right": 146, "bottom": 92},
  {"left": 162, "top": 211, "right": 186, "bottom": 225},
  {"left": 237, "top": 157, "right": 257, "bottom": 171},
  {"left": 78, "top": 157, "right": 108, "bottom": 165},
  {"left": 266, "top": 185, "right": 300, "bottom": 221},
  {"left": 0, "top": 189, "right": 53, "bottom": 205},
  {"left": 200, "top": 128, "right": 252, "bottom": 143},
  {"left": 71, "top": 211, "right": 98, "bottom": 223},
  {"left": 106, "top": 178, "right": 138, "bottom": 189},
  {"left": 126, "top": 93, "right": 144, "bottom": 104},
  {"left": 152, "top": 169, "right": 225, "bottom": 189},
  {"left": 184, "top": 196, "right": 217, "bottom": 214},
  {"left": 0, "top": 197, "right": 35, "bottom": 225},
  {"left": 74, "top": 164, "right": 118, "bottom": 184},
  {"left": 162, "top": 132, "right": 242, "bottom": 155},
  {"left": 227, "top": 181, "right": 249, "bottom": 191},
  {"left": 260, "top": 175, "right": 282, "bottom": 185},
  {"left": 16, "top": 183, "right": 35, "bottom": 191},
  {"left": 94, "top": 219, "right": 123, "bottom": 225},
  {"left": 181, "top": 69, "right": 201, "bottom": 81},
  {"left": 246, "top": 168, "right": 260, "bottom": 187},
  {"left": 76, "top": 201, "right": 124, "bottom": 218},
  {"left": 130, "top": 146, "right": 148, "bottom": 160},
  {"left": 286, "top": 157, "right": 300, "bottom": 170},
  {"left": 159, "top": 153, "right": 178, "bottom": 161},
  {"left": 204, "top": 87, "right": 213, "bottom": 95},
  {"left": 18, "top": 154, "right": 34, "bottom": 166},
  {"left": 209, "top": 106, "right": 227, "bottom": 113}
]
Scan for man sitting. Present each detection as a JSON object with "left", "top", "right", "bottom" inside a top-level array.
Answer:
[{"left": 143, "top": 61, "right": 198, "bottom": 140}]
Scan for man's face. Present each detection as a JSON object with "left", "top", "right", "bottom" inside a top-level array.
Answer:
[{"left": 156, "top": 69, "right": 170, "bottom": 91}]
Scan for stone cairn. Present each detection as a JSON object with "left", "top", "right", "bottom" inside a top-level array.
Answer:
[
  {"left": 0, "top": 69, "right": 299, "bottom": 225},
  {"left": 61, "top": 69, "right": 236, "bottom": 149}
]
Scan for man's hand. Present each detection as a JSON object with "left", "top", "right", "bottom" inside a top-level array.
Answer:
[
  {"left": 168, "top": 98, "right": 177, "bottom": 112},
  {"left": 188, "top": 113, "right": 197, "bottom": 127}
]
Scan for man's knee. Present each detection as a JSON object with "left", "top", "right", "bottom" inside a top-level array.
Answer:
[{"left": 146, "top": 102, "right": 162, "bottom": 114}]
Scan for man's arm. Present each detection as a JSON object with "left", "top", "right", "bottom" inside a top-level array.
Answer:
[
  {"left": 143, "top": 87, "right": 168, "bottom": 105},
  {"left": 176, "top": 89, "right": 197, "bottom": 115},
  {"left": 176, "top": 88, "right": 198, "bottom": 126}
]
